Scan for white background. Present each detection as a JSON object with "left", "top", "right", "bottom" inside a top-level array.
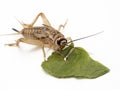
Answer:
[{"left": 0, "top": 0, "right": 120, "bottom": 90}]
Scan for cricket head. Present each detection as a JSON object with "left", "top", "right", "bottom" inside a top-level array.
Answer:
[
  {"left": 56, "top": 37, "right": 67, "bottom": 50},
  {"left": 55, "top": 31, "right": 103, "bottom": 50}
]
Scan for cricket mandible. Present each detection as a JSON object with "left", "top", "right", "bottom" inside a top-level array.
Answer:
[{"left": 5, "top": 12, "right": 70, "bottom": 60}]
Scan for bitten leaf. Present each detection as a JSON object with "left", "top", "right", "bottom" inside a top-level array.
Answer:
[{"left": 41, "top": 43, "right": 109, "bottom": 79}]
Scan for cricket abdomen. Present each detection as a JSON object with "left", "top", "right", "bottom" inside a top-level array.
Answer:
[{"left": 21, "top": 27, "right": 49, "bottom": 39}]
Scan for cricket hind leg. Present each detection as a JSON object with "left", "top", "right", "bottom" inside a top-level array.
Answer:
[
  {"left": 5, "top": 38, "right": 37, "bottom": 46},
  {"left": 5, "top": 38, "right": 23, "bottom": 47},
  {"left": 18, "top": 12, "right": 51, "bottom": 28},
  {"left": 5, "top": 38, "right": 47, "bottom": 61}
]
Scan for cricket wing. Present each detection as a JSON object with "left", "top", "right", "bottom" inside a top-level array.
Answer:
[{"left": 33, "top": 31, "right": 49, "bottom": 39}]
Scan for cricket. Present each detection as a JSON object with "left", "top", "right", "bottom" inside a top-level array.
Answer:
[{"left": 1, "top": 12, "right": 103, "bottom": 60}]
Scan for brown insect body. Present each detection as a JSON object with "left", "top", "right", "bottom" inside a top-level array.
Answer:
[
  {"left": 5, "top": 12, "right": 68, "bottom": 60},
  {"left": 3, "top": 13, "right": 101, "bottom": 60},
  {"left": 3, "top": 13, "right": 102, "bottom": 60},
  {"left": 20, "top": 25, "right": 66, "bottom": 50}
]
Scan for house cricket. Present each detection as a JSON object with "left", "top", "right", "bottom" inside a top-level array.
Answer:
[
  {"left": 2, "top": 12, "right": 103, "bottom": 61},
  {"left": 3, "top": 12, "right": 71, "bottom": 60}
]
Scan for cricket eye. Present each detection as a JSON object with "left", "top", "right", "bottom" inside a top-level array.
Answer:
[{"left": 57, "top": 38, "right": 67, "bottom": 46}]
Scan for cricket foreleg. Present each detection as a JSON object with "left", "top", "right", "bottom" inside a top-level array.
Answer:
[
  {"left": 18, "top": 12, "right": 51, "bottom": 28},
  {"left": 66, "top": 37, "right": 72, "bottom": 42},
  {"left": 58, "top": 19, "right": 68, "bottom": 31},
  {"left": 64, "top": 47, "right": 75, "bottom": 61}
]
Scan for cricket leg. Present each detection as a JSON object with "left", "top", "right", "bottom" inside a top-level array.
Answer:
[
  {"left": 58, "top": 19, "right": 68, "bottom": 31},
  {"left": 64, "top": 47, "right": 75, "bottom": 61},
  {"left": 64, "top": 37, "right": 73, "bottom": 61},
  {"left": 5, "top": 38, "right": 23, "bottom": 46},
  {"left": 55, "top": 51, "right": 65, "bottom": 58},
  {"left": 66, "top": 37, "right": 72, "bottom": 42},
  {"left": 18, "top": 12, "right": 51, "bottom": 28},
  {"left": 5, "top": 38, "right": 42, "bottom": 46},
  {"left": 41, "top": 46, "right": 46, "bottom": 61},
  {"left": 5, "top": 38, "right": 47, "bottom": 60}
]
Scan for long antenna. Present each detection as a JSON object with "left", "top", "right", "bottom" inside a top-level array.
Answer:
[{"left": 67, "top": 31, "right": 104, "bottom": 44}]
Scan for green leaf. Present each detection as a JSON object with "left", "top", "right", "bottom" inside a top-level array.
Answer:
[{"left": 41, "top": 43, "right": 110, "bottom": 79}]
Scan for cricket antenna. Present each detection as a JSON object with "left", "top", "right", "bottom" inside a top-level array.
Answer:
[{"left": 67, "top": 31, "right": 104, "bottom": 44}]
